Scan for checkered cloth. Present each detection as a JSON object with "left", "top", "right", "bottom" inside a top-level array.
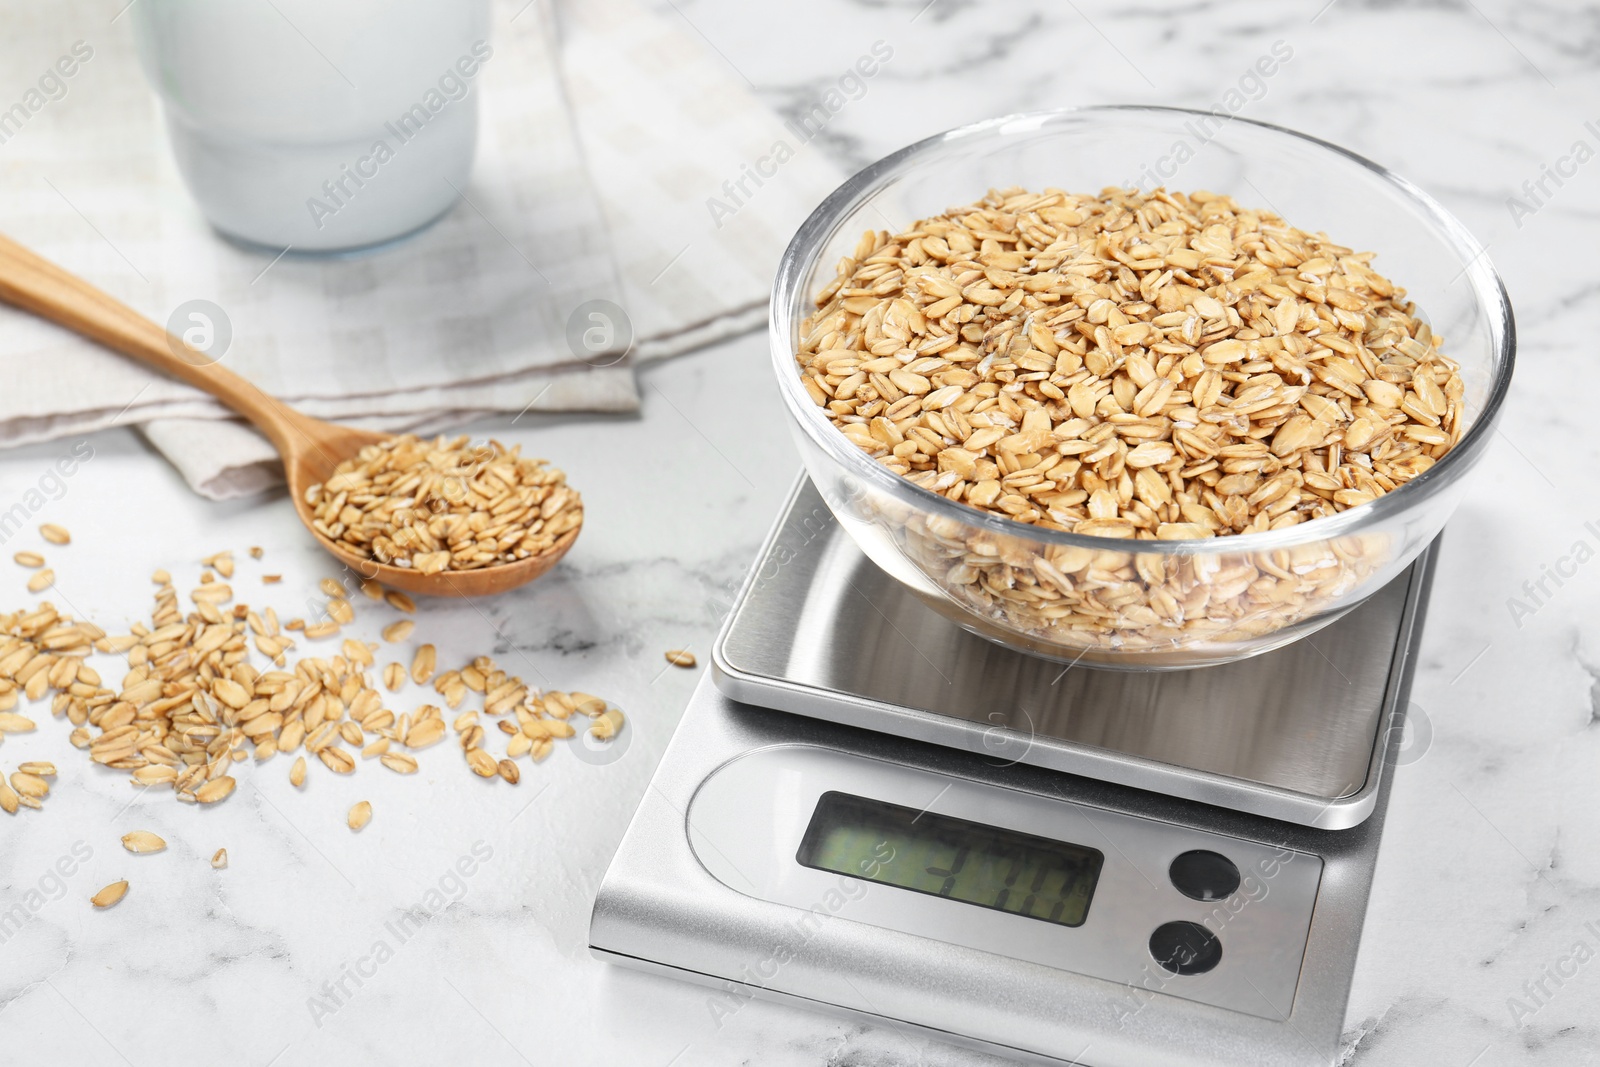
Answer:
[{"left": 0, "top": 0, "right": 840, "bottom": 496}]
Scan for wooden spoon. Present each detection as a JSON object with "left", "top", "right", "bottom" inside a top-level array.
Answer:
[{"left": 0, "top": 233, "right": 579, "bottom": 597}]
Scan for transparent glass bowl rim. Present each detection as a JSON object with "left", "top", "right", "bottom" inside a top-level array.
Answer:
[{"left": 769, "top": 104, "right": 1517, "bottom": 558}]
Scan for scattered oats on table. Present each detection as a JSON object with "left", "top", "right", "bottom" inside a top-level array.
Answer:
[
  {"left": 11, "top": 770, "right": 49, "bottom": 798},
  {"left": 91, "top": 880, "right": 128, "bottom": 908},
  {"left": 121, "top": 830, "right": 166, "bottom": 853},
  {"left": 664, "top": 649, "right": 696, "bottom": 669},
  {"left": 305, "top": 435, "right": 582, "bottom": 574},
  {"left": 381, "top": 752, "right": 418, "bottom": 774},
  {"left": 196, "top": 776, "right": 236, "bottom": 803},
  {"left": 411, "top": 644, "right": 437, "bottom": 685},
  {"left": 0, "top": 550, "right": 628, "bottom": 813},
  {"left": 590, "top": 707, "right": 626, "bottom": 741},
  {"left": 466, "top": 747, "right": 498, "bottom": 777}
]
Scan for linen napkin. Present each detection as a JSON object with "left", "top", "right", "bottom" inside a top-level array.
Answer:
[{"left": 0, "top": 0, "right": 843, "bottom": 497}]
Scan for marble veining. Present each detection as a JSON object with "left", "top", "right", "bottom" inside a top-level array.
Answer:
[{"left": 0, "top": 0, "right": 1595, "bottom": 1064}]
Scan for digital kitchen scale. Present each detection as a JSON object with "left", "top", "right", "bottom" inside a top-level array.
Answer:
[{"left": 591, "top": 477, "right": 1435, "bottom": 1067}]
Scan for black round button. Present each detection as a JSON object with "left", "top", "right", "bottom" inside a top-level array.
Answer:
[
  {"left": 1168, "top": 850, "right": 1240, "bottom": 902},
  {"left": 1149, "top": 921, "right": 1223, "bottom": 976}
]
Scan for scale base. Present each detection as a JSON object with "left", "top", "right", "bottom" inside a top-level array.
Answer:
[
  {"left": 592, "top": 671, "right": 1411, "bottom": 1066},
  {"left": 591, "top": 481, "right": 1437, "bottom": 1066}
]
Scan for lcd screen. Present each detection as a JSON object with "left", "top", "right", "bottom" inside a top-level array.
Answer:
[{"left": 796, "top": 791, "right": 1104, "bottom": 928}]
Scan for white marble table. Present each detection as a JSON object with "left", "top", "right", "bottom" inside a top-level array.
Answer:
[{"left": 1, "top": 1, "right": 1597, "bottom": 1065}]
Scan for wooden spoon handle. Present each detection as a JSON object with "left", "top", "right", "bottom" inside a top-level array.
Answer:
[{"left": 0, "top": 231, "right": 307, "bottom": 454}]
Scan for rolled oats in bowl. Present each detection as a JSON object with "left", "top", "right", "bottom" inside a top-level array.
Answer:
[
  {"left": 773, "top": 109, "right": 1513, "bottom": 669},
  {"left": 798, "top": 187, "right": 1464, "bottom": 537}
]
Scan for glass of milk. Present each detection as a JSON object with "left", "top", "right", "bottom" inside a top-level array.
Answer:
[{"left": 132, "top": 0, "right": 492, "bottom": 253}]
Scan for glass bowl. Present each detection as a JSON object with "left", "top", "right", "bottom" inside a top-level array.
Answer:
[{"left": 770, "top": 106, "right": 1514, "bottom": 670}]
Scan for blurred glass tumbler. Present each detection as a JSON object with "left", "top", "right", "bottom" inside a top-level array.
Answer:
[{"left": 133, "top": 0, "right": 492, "bottom": 252}]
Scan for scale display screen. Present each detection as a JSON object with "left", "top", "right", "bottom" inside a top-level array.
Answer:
[{"left": 796, "top": 791, "right": 1104, "bottom": 927}]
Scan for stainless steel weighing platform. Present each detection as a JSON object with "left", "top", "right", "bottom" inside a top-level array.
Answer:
[{"left": 591, "top": 477, "right": 1434, "bottom": 1067}]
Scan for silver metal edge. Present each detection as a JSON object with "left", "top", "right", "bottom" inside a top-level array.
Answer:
[
  {"left": 590, "top": 946, "right": 1080, "bottom": 1067},
  {"left": 1340, "top": 541, "right": 1434, "bottom": 820},
  {"left": 709, "top": 471, "right": 810, "bottom": 688},
  {"left": 712, "top": 663, "right": 1374, "bottom": 830}
]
